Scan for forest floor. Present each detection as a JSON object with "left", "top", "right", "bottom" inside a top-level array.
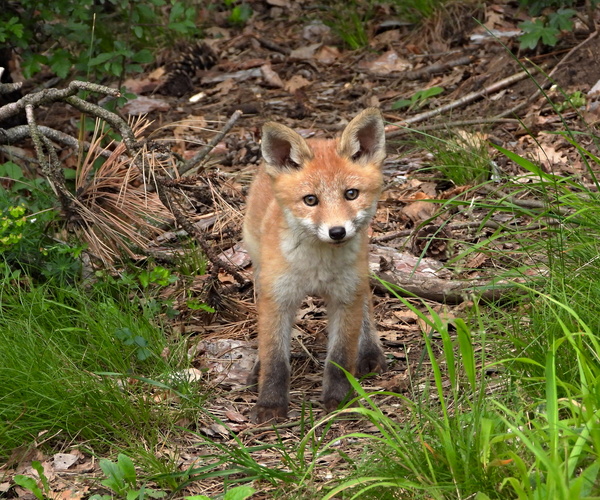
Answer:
[{"left": 3, "top": 1, "right": 600, "bottom": 498}]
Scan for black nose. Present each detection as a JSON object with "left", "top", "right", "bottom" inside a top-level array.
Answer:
[{"left": 329, "top": 226, "right": 346, "bottom": 241}]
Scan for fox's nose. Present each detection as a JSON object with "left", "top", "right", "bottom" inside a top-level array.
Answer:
[{"left": 329, "top": 226, "right": 346, "bottom": 241}]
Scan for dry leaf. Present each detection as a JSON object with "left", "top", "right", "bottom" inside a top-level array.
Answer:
[
  {"left": 392, "top": 310, "right": 419, "bottom": 323},
  {"left": 302, "top": 21, "right": 331, "bottom": 42},
  {"left": 53, "top": 453, "right": 79, "bottom": 471},
  {"left": 225, "top": 410, "right": 247, "bottom": 423},
  {"left": 260, "top": 64, "right": 284, "bottom": 88},
  {"left": 402, "top": 200, "right": 435, "bottom": 223},
  {"left": 290, "top": 43, "right": 321, "bottom": 60},
  {"left": 285, "top": 74, "right": 311, "bottom": 93},
  {"left": 315, "top": 46, "right": 340, "bottom": 65},
  {"left": 359, "top": 50, "right": 411, "bottom": 75},
  {"left": 121, "top": 96, "right": 170, "bottom": 116}
]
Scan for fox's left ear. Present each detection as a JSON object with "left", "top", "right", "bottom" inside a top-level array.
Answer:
[{"left": 338, "top": 108, "right": 386, "bottom": 166}]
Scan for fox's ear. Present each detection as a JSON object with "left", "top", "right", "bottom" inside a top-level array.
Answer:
[
  {"left": 338, "top": 108, "right": 386, "bottom": 166},
  {"left": 261, "top": 122, "right": 313, "bottom": 173}
]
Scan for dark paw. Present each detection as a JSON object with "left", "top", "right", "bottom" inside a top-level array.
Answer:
[
  {"left": 250, "top": 404, "right": 288, "bottom": 424},
  {"left": 323, "top": 397, "right": 343, "bottom": 413},
  {"left": 357, "top": 349, "right": 387, "bottom": 377}
]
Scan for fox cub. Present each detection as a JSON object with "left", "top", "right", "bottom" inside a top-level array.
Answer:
[{"left": 243, "top": 108, "right": 387, "bottom": 423}]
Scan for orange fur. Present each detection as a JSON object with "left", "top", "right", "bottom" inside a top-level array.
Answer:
[{"left": 244, "top": 108, "right": 387, "bottom": 423}]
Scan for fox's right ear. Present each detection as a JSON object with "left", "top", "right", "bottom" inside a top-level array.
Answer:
[{"left": 261, "top": 123, "right": 313, "bottom": 173}]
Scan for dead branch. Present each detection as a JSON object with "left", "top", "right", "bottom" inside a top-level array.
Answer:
[
  {"left": 0, "top": 68, "right": 22, "bottom": 94},
  {"left": 0, "top": 80, "right": 120, "bottom": 124},
  {"left": 0, "top": 124, "right": 112, "bottom": 158},
  {"left": 25, "top": 104, "right": 75, "bottom": 217},
  {"left": 385, "top": 70, "right": 532, "bottom": 135},
  {"left": 383, "top": 118, "right": 520, "bottom": 136},
  {"left": 64, "top": 95, "right": 138, "bottom": 151},
  {"left": 376, "top": 56, "right": 474, "bottom": 81},
  {"left": 180, "top": 109, "right": 243, "bottom": 176},
  {"left": 372, "top": 269, "right": 520, "bottom": 304},
  {"left": 155, "top": 176, "right": 248, "bottom": 287}
]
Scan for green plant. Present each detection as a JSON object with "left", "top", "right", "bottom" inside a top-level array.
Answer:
[
  {"left": 185, "top": 485, "right": 256, "bottom": 500},
  {"left": 13, "top": 461, "right": 50, "bottom": 500},
  {"left": 386, "top": 0, "right": 446, "bottom": 23},
  {"left": 556, "top": 90, "right": 586, "bottom": 112},
  {"left": 392, "top": 86, "right": 444, "bottom": 111},
  {"left": 0, "top": 279, "right": 202, "bottom": 459},
  {"left": 0, "top": 205, "right": 26, "bottom": 251},
  {"left": 90, "top": 454, "right": 166, "bottom": 500},
  {"left": 519, "top": 8, "right": 577, "bottom": 50},
  {"left": 321, "top": 1, "right": 373, "bottom": 50},
  {"left": 1, "top": 0, "right": 201, "bottom": 80},
  {"left": 0, "top": 190, "right": 85, "bottom": 284},
  {"left": 138, "top": 266, "right": 178, "bottom": 288},
  {"left": 420, "top": 130, "right": 491, "bottom": 185},
  {"left": 223, "top": 1, "right": 253, "bottom": 26}
]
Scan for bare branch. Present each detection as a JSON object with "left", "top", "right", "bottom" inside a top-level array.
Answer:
[
  {"left": 155, "top": 176, "right": 249, "bottom": 287},
  {"left": 64, "top": 96, "right": 138, "bottom": 152},
  {"left": 0, "top": 80, "right": 120, "bottom": 123},
  {"left": 180, "top": 109, "right": 243, "bottom": 175},
  {"left": 0, "top": 124, "right": 112, "bottom": 157},
  {"left": 385, "top": 70, "right": 532, "bottom": 134},
  {"left": 25, "top": 104, "right": 74, "bottom": 215}
]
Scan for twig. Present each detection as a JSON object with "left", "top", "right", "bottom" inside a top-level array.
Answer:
[
  {"left": 0, "top": 67, "right": 22, "bottom": 94},
  {"left": 384, "top": 118, "right": 520, "bottom": 137},
  {"left": 238, "top": 418, "right": 304, "bottom": 436},
  {"left": 180, "top": 109, "right": 244, "bottom": 175},
  {"left": 25, "top": 105, "right": 74, "bottom": 216},
  {"left": 496, "top": 30, "right": 599, "bottom": 120},
  {"left": 155, "top": 177, "right": 248, "bottom": 287},
  {"left": 376, "top": 56, "right": 474, "bottom": 81},
  {"left": 65, "top": 95, "right": 138, "bottom": 152},
  {"left": 0, "top": 80, "right": 120, "bottom": 123},
  {"left": 0, "top": 124, "right": 113, "bottom": 158},
  {"left": 250, "top": 35, "right": 291, "bottom": 56},
  {"left": 385, "top": 70, "right": 532, "bottom": 134}
]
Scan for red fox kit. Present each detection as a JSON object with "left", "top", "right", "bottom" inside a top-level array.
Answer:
[{"left": 244, "top": 108, "right": 387, "bottom": 423}]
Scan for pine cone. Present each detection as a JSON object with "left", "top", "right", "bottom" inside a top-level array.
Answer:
[{"left": 411, "top": 224, "right": 452, "bottom": 261}]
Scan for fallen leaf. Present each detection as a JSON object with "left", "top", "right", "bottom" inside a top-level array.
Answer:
[
  {"left": 290, "top": 43, "right": 321, "bottom": 60},
  {"left": 285, "top": 74, "right": 311, "bottom": 93},
  {"left": 53, "top": 453, "right": 79, "bottom": 471},
  {"left": 315, "top": 46, "right": 340, "bottom": 65},
  {"left": 302, "top": 21, "right": 331, "bottom": 42},
  {"left": 392, "top": 310, "right": 419, "bottom": 323},
  {"left": 225, "top": 410, "right": 247, "bottom": 423},
  {"left": 122, "top": 77, "right": 159, "bottom": 94},
  {"left": 402, "top": 200, "right": 435, "bottom": 223},
  {"left": 56, "top": 488, "right": 88, "bottom": 500},
  {"left": 261, "top": 64, "right": 284, "bottom": 88},
  {"left": 359, "top": 50, "right": 411, "bottom": 75},
  {"left": 121, "top": 96, "right": 170, "bottom": 116}
]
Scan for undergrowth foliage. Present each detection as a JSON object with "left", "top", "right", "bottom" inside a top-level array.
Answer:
[{"left": 0, "top": 0, "right": 199, "bottom": 80}]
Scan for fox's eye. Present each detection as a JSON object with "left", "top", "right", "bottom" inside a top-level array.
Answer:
[
  {"left": 303, "top": 195, "right": 318, "bottom": 206},
  {"left": 345, "top": 189, "right": 359, "bottom": 200}
]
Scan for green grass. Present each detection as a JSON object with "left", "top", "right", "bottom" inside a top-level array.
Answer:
[
  {"left": 419, "top": 129, "right": 494, "bottom": 185},
  {"left": 0, "top": 278, "right": 202, "bottom": 460}
]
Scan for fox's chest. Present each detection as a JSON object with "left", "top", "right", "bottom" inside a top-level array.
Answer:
[{"left": 277, "top": 237, "right": 363, "bottom": 301}]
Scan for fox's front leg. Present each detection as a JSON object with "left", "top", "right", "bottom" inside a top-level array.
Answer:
[
  {"left": 357, "top": 295, "right": 387, "bottom": 376},
  {"left": 250, "top": 291, "right": 296, "bottom": 423},
  {"left": 322, "top": 291, "right": 365, "bottom": 411}
]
